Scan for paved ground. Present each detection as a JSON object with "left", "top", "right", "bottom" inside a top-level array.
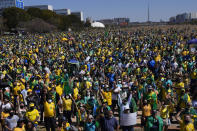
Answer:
[
  {"left": 131, "top": 111, "right": 180, "bottom": 131},
  {"left": 34, "top": 111, "right": 181, "bottom": 131}
]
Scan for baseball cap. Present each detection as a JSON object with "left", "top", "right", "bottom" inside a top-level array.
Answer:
[
  {"left": 88, "top": 115, "right": 94, "bottom": 119},
  {"left": 29, "top": 103, "right": 34, "bottom": 107},
  {"left": 124, "top": 106, "right": 130, "bottom": 110}
]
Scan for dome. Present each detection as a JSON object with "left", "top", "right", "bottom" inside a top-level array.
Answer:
[{"left": 91, "top": 22, "right": 105, "bottom": 28}]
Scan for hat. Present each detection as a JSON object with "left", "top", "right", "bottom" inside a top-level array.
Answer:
[
  {"left": 124, "top": 106, "right": 130, "bottom": 110},
  {"left": 62, "top": 117, "right": 67, "bottom": 121},
  {"left": 29, "top": 103, "right": 34, "bottom": 107},
  {"left": 88, "top": 115, "right": 94, "bottom": 119},
  {"left": 103, "top": 99, "right": 107, "bottom": 103},
  {"left": 123, "top": 84, "right": 128, "bottom": 88},
  {"left": 148, "top": 85, "right": 153, "bottom": 89}
]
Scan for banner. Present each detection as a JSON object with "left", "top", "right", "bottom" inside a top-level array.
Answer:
[{"left": 120, "top": 112, "right": 137, "bottom": 126}]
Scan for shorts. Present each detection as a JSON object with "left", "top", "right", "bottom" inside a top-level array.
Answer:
[{"left": 163, "top": 118, "right": 171, "bottom": 126}]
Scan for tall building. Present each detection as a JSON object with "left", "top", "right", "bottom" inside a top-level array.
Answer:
[
  {"left": 24, "top": 5, "right": 53, "bottom": 11},
  {"left": 71, "top": 11, "right": 83, "bottom": 21},
  {"left": 0, "top": 0, "right": 24, "bottom": 9},
  {"left": 54, "top": 9, "right": 71, "bottom": 15}
]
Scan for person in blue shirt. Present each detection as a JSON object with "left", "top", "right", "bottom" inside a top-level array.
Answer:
[
  {"left": 99, "top": 110, "right": 119, "bottom": 131},
  {"left": 84, "top": 115, "right": 96, "bottom": 131}
]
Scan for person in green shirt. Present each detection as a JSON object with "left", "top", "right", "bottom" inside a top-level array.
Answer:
[
  {"left": 145, "top": 110, "right": 163, "bottom": 131},
  {"left": 145, "top": 86, "right": 157, "bottom": 110}
]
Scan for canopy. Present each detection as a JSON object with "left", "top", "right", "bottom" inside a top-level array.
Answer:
[
  {"left": 91, "top": 22, "right": 105, "bottom": 28},
  {"left": 68, "top": 59, "right": 79, "bottom": 64}
]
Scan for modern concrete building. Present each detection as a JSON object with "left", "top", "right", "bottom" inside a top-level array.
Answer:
[
  {"left": 24, "top": 5, "right": 53, "bottom": 11},
  {"left": 176, "top": 13, "right": 189, "bottom": 23},
  {"left": 190, "top": 12, "right": 197, "bottom": 20},
  {"left": 169, "top": 12, "right": 197, "bottom": 23},
  {"left": 0, "top": 0, "right": 24, "bottom": 9},
  {"left": 169, "top": 16, "right": 176, "bottom": 23},
  {"left": 114, "top": 18, "right": 130, "bottom": 25},
  {"left": 98, "top": 18, "right": 130, "bottom": 26},
  {"left": 71, "top": 11, "right": 84, "bottom": 21},
  {"left": 54, "top": 9, "right": 71, "bottom": 15}
]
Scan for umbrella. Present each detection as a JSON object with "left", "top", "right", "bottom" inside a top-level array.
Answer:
[
  {"left": 68, "top": 59, "right": 79, "bottom": 64},
  {"left": 188, "top": 39, "right": 197, "bottom": 45}
]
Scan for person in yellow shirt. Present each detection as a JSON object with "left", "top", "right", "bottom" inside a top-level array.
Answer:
[
  {"left": 176, "top": 110, "right": 195, "bottom": 131},
  {"left": 85, "top": 80, "right": 92, "bottom": 89},
  {"left": 62, "top": 95, "right": 73, "bottom": 123},
  {"left": 73, "top": 85, "right": 79, "bottom": 100},
  {"left": 160, "top": 101, "right": 172, "bottom": 131},
  {"left": 56, "top": 85, "right": 63, "bottom": 96},
  {"left": 142, "top": 100, "right": 151, "bottom": 127},
  {"left": 57, "top": 117, "right": 71, "bottom": 131},
  {"left": 44, "top": 95, "right": 56, "bottom": 131},
  {"left": 101, "top": 85, "right": 112, "bottom": 106},
  {"left": 13, "top": 82, "right": 22, "bottom": 112},
  {"left": 142, "top": 100, "right": 152, "bottom": 117},
  {"left": 175, "top": 78, "right": 185, "bottom": 102},
  {"left": 25, "top": 103, "right": 39, "bottom": 127},
  {"left": 178, "top": 88, "right": 191, "bottom": 110},
  {"left": 13, "top": 120, "right": 25, "bottom": 131},
  {"left": 1, "top": 108, "right": 10, "bottom": 130}
]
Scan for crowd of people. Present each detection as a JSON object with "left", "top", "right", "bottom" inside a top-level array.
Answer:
[{"left": 0, "top": 25, "right": 197, "bottom": 131}]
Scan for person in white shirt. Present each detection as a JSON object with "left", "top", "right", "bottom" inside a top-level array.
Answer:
[
  {"left": 21, "top": 86, "right": 29, "bottom": 106},
  {"left": 172, "top": 60, "right": 178, "bottom": 70},
  {"left": 112, "top": 81, "right": 122, "bottom": 111},
  {"left": 120, "top": 106, "right": 136, "bottom": 131},
  {"left": 2, "top": 98, "right": 12, "bottom": 111},
  {"left": 118, "top": 91, "right": 132, "bottom": 116}
]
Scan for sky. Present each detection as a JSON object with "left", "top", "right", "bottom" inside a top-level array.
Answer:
[{"left": 24, "top": 0, "right": 197, "bottom": 22}]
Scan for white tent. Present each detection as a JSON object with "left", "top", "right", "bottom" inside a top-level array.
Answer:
[{"left": 91, "top": 22, "right": 105, "bottom": 28}]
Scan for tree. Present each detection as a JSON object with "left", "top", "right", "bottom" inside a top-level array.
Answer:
[
  {"left": 19, "top": 18, "right": 57, "bottom": 33},
  {"left": 67, "top": 15, "right": 82, "bottom": 24},
  {"left": 40, "top": 10, "right": 57, "bottom": 21},
  {"left": 0, "top": 17, "right": 6, "bottom": 34},
  {"left": 58, "top": 15, "right": 71, "bottom": 30},
  {"left": 84, "top": 21, "right": 91, "bottom": 27},
  {"left": 3, "top": 7, "right": 31, "bottom": 29},
  {"left": 67, "top": 15, "right": 83, "bottom": 31},
  {"left": 27, "top": 8, "right": 42, "bottom": 18}
]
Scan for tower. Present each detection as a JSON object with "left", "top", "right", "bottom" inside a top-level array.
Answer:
[{"left": 148, "top": 1, "right": 150, "bottom": 22}]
